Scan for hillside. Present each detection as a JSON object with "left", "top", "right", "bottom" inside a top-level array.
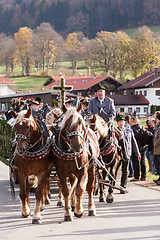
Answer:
[{"left": 1, "top": 0, "right": 160, "bottom": 37}]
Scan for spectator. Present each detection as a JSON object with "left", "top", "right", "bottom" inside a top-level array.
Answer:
[
  {"left": 130, "top": 116, "right": 153, "bottom": 181},
  {"left": 115, "top": 115, "right": 140, "bottom": 193},
  {"left": 153, "top": 112, "right": 160, "bottom": 185}
]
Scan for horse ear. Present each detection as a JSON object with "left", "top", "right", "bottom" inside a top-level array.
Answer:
[
  {"left": 25, "top": 108, "right": 32, "bottom": 118},
  {"left": 11, "top": 110, "right": 18, "bottom": 119},
  {"left": 77, "top": 102, "right": 82, "bottom": 113},
  {"left": 62, "top": 105, "right": 67, "bottom": 113}
]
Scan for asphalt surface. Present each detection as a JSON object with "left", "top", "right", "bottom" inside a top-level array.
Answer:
[{"left": 0, "top": 161, "right": 160, "bottom": 240}]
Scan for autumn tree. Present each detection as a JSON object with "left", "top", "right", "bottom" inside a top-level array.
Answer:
[
  {"left": 0, "top": 34, "right": 15, "bottom": 75},
  {"left": 65, "top": 32, "right": 83, "bottom": 74},
  {"left": 81, "top": 38, "right": 96, "bottom": 76},
  {"left": 14, "top": 26, "right": 33, "bottom": 75},
  {"left": 93, "top": 31, "right": 119, "bottom": 74},
  {"left": 32, "top": 23, "right": 64, "bottom": 72},
  {"left": 129, "top": 26, "right": 159, "bottom": 77},
  {"left": 112, "top": 31, "right": 131, "bottom": 81}
]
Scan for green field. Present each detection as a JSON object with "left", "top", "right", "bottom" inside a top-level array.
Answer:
[
  {"left": 122, "top": 25, "right": 160, "bottom": 37},
  {"left": 12, "top": 76, "right": 48, "bottom": 92}
]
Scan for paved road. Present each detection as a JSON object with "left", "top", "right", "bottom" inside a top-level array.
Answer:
[{"left": 0, "top": 161, "right": 160, "bottom": 240}]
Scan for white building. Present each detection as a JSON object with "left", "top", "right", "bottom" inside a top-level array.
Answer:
[
  {"left": 0, "top": 76, "right": 16, "bottom": 96},
  {"left": 118, "top": 67, "right": 160, "bottom": 114}
]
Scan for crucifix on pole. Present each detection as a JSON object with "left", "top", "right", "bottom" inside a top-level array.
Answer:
[{"left": 52, "top": 76, "right": 73, "bottom": 107}]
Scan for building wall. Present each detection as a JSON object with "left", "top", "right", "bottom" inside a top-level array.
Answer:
[
  {"left": 0, "top": 85, "right": 16, "bottom": 96},
  {"left": 135, "top": 88, "right": 160, "bottom": 106},
  {"left": 115, "top": 104, "right": 149, "bottom": 118}
]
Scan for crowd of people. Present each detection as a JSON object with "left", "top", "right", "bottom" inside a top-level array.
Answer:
[{"left": 3, "top": 83, "right": 160, "bottom": 192}]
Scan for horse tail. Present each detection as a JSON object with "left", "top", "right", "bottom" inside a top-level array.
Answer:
[{"left": 9, "top": 166, "right": 16, "bottom": 200}]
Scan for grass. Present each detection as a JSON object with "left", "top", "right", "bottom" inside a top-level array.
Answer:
[
  {"left": 0, "top": 155, "right": 9, "bottom": 166},
  {"left": 122, "top": 25, "right": 160, "bottom": 38},
  {"left": 11, "top": 76, "right": 48, "bottom": 92}
]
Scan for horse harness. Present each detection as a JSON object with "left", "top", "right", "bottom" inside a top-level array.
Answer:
[
  {"left": 52, "top": 124, "right": 90, "bottom": 170},
  {"left": 15, "top": 117, "right": 52, "bottom": 160}
]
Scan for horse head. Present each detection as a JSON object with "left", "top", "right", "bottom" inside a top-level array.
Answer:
[
  {"left": 58, "top": 104, "right": 86, "bottom": 153},
  {"left": 11, "top": 108, "right": 38, "bottom": 154},
  {"left": 88, "top": 114, "right": 109, "bottom": 140}
]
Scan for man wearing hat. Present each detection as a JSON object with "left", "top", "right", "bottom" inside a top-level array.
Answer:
[
  {"left": 88, "top": 83, "right": 116, "bottom": 123},
  {"left": 153, "top": 112, "right": 160, "bottom": 185},
  {"left": 116, "top": 115, "right": 141, "bottom": 193},
  {"left": 88, "top": 83, "right": 129, "bottom": 161},
  {"left": 65, "top": 97, "right": 74, "bottom": 108}
]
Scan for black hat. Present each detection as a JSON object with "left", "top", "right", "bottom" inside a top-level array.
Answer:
[
  {"left": 82, "top": 97, "right": 90, "bottom": 104},
  {"left": 30, "top": 98, "right": 39, "bottom": 105},
  {"left": 35, "top": 97, "right": 43, "bottom": 103},
  {"left": 96, "top": 83, "right": 106, "bottom": 91},
  {"left": 116, "top": 114, "right": 126, "bottom": 122},
  {"left": 157, "top": 113, "right": 160, "bottom": 121}
]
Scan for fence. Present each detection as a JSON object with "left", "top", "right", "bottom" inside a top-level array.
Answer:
[{"left": 0, "top": 120, "right": 15, "bottom": 158}]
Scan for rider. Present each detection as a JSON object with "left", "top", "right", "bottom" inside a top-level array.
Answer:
[{"left": 87, "top": 83, "right": 128, "bottom": 161}]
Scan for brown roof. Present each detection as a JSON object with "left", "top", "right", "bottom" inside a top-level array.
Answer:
[
  {"left": 45, "top": 76, "right": 122, "bottom": 90},
  {"left": 0, "top": 76, "right": 16, "bottom": 85},
  {"left": 107, "top": 94, "right": 149, "bottom": 105},
  {"left": 119, "top": 70, "right": 160, "bottom": 90}
]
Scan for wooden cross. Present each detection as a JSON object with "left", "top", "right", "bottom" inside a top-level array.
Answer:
[{"left": 52, "top": 76, "right": 73, "bottom": 107}]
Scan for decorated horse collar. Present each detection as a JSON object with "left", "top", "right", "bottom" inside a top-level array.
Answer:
[{"left": 52, "top": 127, "right": 88, "bottom": 161}]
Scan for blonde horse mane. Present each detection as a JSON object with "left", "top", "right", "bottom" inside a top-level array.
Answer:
[
  {"left": 13, "top": 110, "right": 36, "bottom": 129},
  {"left": 58, "top": 107, "right": 85, "bottom": 130},
  {"left": 94, "top": 114, "right": 109, "bottom": 138}
]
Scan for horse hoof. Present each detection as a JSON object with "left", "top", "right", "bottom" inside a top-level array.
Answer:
[
  {"left": 74, "top": 211, "right": 84, "bottom": 218},
  {"left": 71, "top": 206, "right": 75, "bottom": 212},
  {"left": 106, "top": 198, "right": 114, "bottom": 203},
  {"left": 88, "top": 210, "right": 96, "bottom": 216},
  {"left": 22, "top": 212, "right": 31, "bottom": 218},
  {"left": 99, "top": 197, "right": 105, "bottom": 202},
  {"left": 57, "top": 201, "right": 64, "bottom": 208},
  {"left": 45, "top": 199, "right": 50, "bottom": 205},
  {"left": 64, "top": 215, "right": 73, "bottom": 221},
  {"left": 32, "top": 219, "right": 42, "bottom": 224}
]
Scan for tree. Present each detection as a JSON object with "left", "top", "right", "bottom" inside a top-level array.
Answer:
[
  {"left": 0, "top": 34, "right": 15, "bottom": 74},
  {"left": 65, "top": 32, "right": 83, "bottom": 74},
  {"left": 112, "top": 31, "right": 131, "bottom": 81},
  {"left": 93, "top": 31, "right": 119, "bottom": 74},
  {"left": 14, "top": 26, "right": 33, "bottom": 75},
  {"left": 32, "top": 23, "right": 64, "bottom": 72},
  {"left": 129, "top": 26, "right": 159, "bottom": 77}
]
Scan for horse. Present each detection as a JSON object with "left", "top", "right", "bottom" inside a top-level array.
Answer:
[
  {"left": 11, "top": 108, "right": 53, "bottom": 224},
  {"left": 87, "top": 114, "right": 119, "bottom": 203},
  {"left": 52, "top": 104, "right": 100, "bottom": 221}
]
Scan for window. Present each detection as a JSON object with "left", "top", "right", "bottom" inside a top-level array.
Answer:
[
  {"left": 136, "top": 107, "right": 140, "bottom": 113},
  {"left": 1, "top": 103, "right": 6, "bottom": 111},
  {"left": 140, "top": 91, "right": 142, "bottom": 95},
  {"left": 135, "top": 91, "right": 138, "bottom": 95},
  {"left": 155, "top": 90, "right": 160, "bottom": 96},
  {"left": 120, "top": 108, "right": 124, "bottom": 112},
  {"left": 144, "top": 90, "right": 147, "bottom": 96},
  {"left": 144, "top": 107, "right": 148, "bottom": 113},
  {"left": 128, "top": 107, "right": 132, "bottom": 113}
]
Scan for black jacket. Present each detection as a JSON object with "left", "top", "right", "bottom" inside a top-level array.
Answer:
[{"left": 131, "top": 124, "right": 153, "bottom": 152}]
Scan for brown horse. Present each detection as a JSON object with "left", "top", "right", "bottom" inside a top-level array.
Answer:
[
  {"left": 11, "top": 108, "right": 53, "bottom": 224},
  {"left": 88, "top": 114, "right": 119, "bottom": 203},
  {"left": 52, "top": 104, "right": 99, "bottom": 221}
]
